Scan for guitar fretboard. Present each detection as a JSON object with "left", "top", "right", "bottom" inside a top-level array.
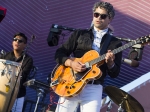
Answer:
[{"left": 88, "top": 40, "right": 138, "bottom": 66}]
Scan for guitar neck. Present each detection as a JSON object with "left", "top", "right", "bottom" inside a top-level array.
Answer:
[{"left": 88, "top": 40, "right": 138, "bottom": 66}]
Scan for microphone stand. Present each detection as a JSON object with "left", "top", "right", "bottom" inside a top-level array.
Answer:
[{"left": 6, "top": 35, "right": 35, "bottom": 112}]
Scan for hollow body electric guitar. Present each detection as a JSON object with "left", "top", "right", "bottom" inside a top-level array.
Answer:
[{"left": 50, "top": 35, "right": 150, "bottom": 97}]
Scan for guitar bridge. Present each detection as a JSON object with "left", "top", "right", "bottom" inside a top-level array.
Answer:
[{"left": 50, "top": 79, "right": 59, "bottom": 87}]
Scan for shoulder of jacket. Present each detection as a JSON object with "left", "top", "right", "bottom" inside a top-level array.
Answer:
[
  {"left": 110, "top": 35, "right": 122, "bottom": 45},
  {"left": 4, "top": 52, "right": 12, "bottom": 57},
  {"left": 25, "top": 54, "right": 33, "bottom": 60},
  {"left": 73, "top": 29, "right": 91, "bottom": 35}
]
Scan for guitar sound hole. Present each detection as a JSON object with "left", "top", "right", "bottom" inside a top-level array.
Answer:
[
  {"left": 70, "top": 85, "right": 75, "bottom": 89},
  {"left": 72, "top": 86, "right": 75, "bottom": 88},
  {"left": 92, "top": 70, "right": 96, "bottom": 74}
]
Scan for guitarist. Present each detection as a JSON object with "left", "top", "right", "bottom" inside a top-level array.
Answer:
[{"left": 54, "top": 1, "right": 122, "bottom": 112}]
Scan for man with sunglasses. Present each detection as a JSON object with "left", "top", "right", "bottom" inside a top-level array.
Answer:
[
  {"left": 0, "top": 32, "right": 33, "bottom": 112},
  {"left": 54, "top": 1, "right": 122, "bottom": 112}
]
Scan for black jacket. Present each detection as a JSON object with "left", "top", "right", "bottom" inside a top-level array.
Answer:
[
  {"left": 0, "top": 51, "right": 33, "bottom": 98},
  {"left": 55, "top": 28, "right": 122, "bottom": 84}
]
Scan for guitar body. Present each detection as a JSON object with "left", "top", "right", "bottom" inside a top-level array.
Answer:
[{"left": 51, "top": 50, "right": 104, "bottom": 97}]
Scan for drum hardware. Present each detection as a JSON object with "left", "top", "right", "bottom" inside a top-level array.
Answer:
[
  {"left": 1, "top": 69, "right": 5, "bottom": 76},
  {"left": 5, "top": 82, "right": 10, "bottom": 92},
  {"left": 1, "top": 61, "right": 18, "bottom": 76},
  {"left": 24, "top": 79, "right": 51, "bottom": 112},
  {"left": 118, "top": 104, "right": 125, "bottom": 112},
  {"left": 1, "top": 62, "right": 6, "bottom": 76},
  {"left": 34, "top": 88, "right": 45, "bottom": 112},
  {"left": 117, "top": 99, "right": 125, "bottom": 112},
  {"left": 2, "top": 61, "right": 20, "bottom": 67},
  {"left": 105, "top": 86, "right": 144, "bottom": 112},
  {"left": 106, "top": 100, "right": 112, "bottom": 112},
  {"left": 0, "top": 59, "right": 21, "bottom": 112},
  {"left": 1, "top": 66, "right": 13, "bottom": 92},
  {"left": 0, "top": 69, "right": 12, "bottom": 76},
  {"left": 0, "top": 61, "right": 14, "bottom": 92},
  {"left": 6, "top": 58, "right": 23, "bottom": 112},
  {"left": 5, "top": 78, "right": 11, "bottom": 92}
]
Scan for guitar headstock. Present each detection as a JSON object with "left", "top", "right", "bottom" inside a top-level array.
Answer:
[{"left": 137, "top": 35, "right": 150, "bottom": 46}]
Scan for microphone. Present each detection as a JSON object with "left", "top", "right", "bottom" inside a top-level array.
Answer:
[
  {"left": 116, "top": 37, "right": 134, "bottom": 42},
  {"left": 52, "top": 24, "right": 76, "bottom": 31},
  {"left": 122, "top": 58, "right": 139, "bottom": 67},
  {"left": 24, "top": 34, "right": 36, "bottom": 54}
]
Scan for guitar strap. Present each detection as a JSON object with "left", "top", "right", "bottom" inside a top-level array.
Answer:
[{"left": 100, "top": 34, "right": 112, "bottom": 55}]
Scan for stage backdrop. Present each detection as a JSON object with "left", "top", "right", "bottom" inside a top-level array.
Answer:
[{"left": 0, "top": 0, "right": 150, "bottom": 111}]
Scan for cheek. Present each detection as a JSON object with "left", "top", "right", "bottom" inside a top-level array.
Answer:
[
  {"left": 12, "top": 42, "right": 15, "bottom": 46},
  {"left": 22, "top": 44, "right": 26, "bottom": 49},
  {"left": 92, "top": 18, "right": 94, "bottom": 22},
  {"left": 93, "top": 17, "right": 96, "bottom": 23}
]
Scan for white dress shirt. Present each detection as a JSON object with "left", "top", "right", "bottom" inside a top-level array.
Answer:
[{"left": 92, "top": 26, "right": 108, "bottom": 53}]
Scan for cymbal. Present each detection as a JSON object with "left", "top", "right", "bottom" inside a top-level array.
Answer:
[{"left": 105, "top": 86, "right": 144, "bottom": 112}]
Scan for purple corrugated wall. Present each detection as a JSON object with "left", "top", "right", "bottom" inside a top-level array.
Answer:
[{"left": 0, "top": 0, "right": 150, "bottom": 111}]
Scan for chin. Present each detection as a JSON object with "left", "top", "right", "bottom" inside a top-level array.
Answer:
[{"left": 14, "top": 48, "right": 20, "bottom": 51}]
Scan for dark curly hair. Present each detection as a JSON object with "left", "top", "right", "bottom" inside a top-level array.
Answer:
[{"left": 92, "top": 1, "right": 115, "bottom": 19}]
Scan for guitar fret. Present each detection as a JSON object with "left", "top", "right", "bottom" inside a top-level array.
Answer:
[{"left": 89, "top": 40, "right": 137, "bottom": 66}]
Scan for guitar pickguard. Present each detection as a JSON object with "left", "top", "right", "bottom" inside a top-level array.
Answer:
[{"left": 73, "top": 67, "right": 91, "bottom": 81}]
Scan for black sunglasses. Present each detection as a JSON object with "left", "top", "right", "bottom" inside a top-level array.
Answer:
[
  {"left": 13, "top": 38, "right": 24, "bottom": 43},
  {"left": 94, "top": 12, "right": 108, "bottom": 19}
]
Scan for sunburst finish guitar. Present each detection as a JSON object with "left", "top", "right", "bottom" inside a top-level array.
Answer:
[{"left": 50, "top": 35, "right": 150, "bottom": 97}]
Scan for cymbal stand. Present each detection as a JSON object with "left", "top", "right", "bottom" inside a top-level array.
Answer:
[
  {"left": 106, "top": 100, "right": 112, "bottom": 112},
  {"left": 118, "top": 96, "right": 126, "bottom": 112},
  {"left": 34, "top": 88, "right": 45, "bottom": 112},
  {"left": 118, "top": 104, "right": 124, "bottom": 112}
]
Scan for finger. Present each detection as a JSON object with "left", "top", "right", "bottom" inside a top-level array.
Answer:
[
  {"left": 107, "top": 50, "right": 111, "bottom": 52},
  {"left": 108, "top": 52, "right": 115, "bottom": 59},
  {"left": 78, "top": 61, "right": 85, "bottom": 65}
]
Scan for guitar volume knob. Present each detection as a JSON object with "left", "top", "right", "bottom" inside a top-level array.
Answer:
[
  {"left": 65, "top": 86, "right": 69, "bottom": 89},
  {"left": 92, "top": 70, "right": 96, "bottom": 74},
  {"left": 72, "top": 86, "right": 75, "bottom": 88},
  {"left": 67, "top": 91, "right": 70, "bottom": 94}
]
